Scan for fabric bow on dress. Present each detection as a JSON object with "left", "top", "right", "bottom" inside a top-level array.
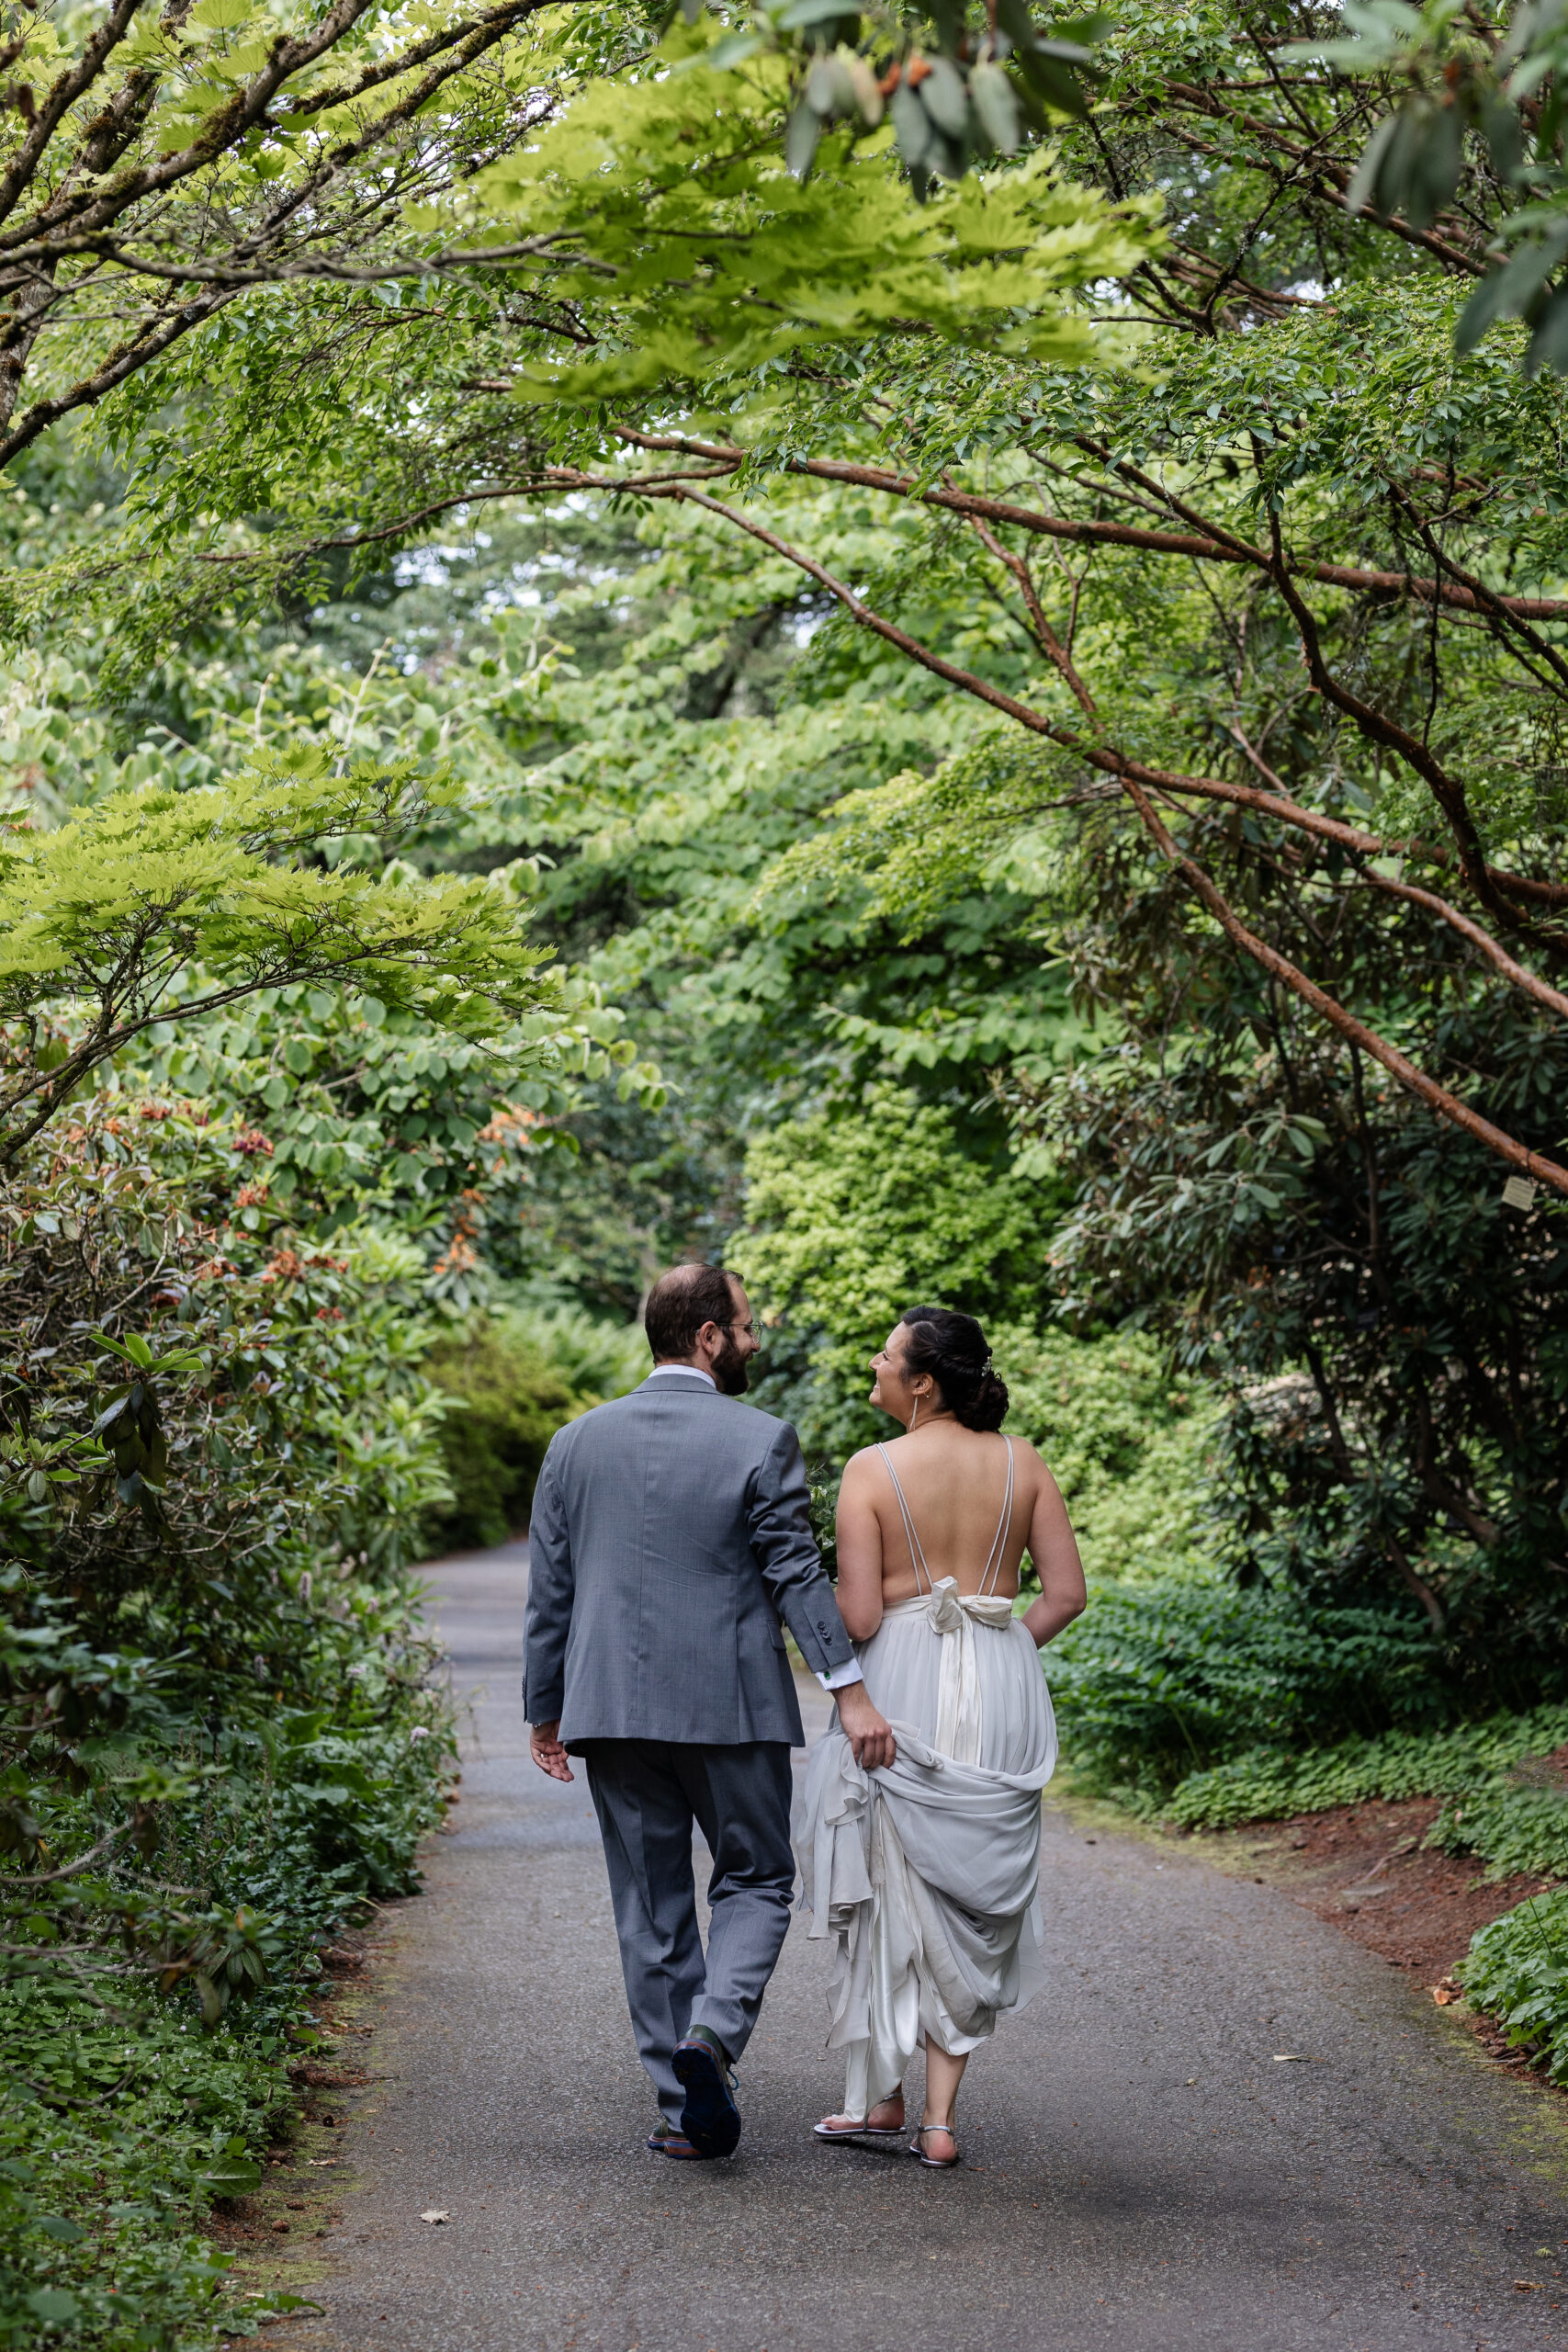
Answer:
[{"left": 901, "top": 1576, "right": 1017, "bottom": 1768}]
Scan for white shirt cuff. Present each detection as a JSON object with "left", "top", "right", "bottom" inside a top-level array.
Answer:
[{"left": 818, "top": 1661, "right": 864, "bottom": 1691}]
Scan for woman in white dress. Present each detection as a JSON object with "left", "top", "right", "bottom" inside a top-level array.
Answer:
[{"left": 797, "top": 1306, "right": 1087, "bottom": 2168}]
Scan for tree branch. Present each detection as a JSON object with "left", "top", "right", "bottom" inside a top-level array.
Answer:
[{"left": 608, "top": 428, "right": 1568, "bottom": 622}]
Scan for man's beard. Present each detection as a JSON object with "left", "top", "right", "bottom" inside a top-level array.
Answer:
[{"left": 711, "top": 1334, "right": 750, "bottom": 1396}]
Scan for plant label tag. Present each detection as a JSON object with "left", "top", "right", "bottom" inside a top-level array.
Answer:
[{"left": 1502, "top": 1175, "right": 1538, "bottom": 1210}]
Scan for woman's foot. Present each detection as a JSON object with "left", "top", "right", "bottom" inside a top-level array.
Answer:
[
  {"left": 910, "top": 2121, "right": 959, "bottom": 2167},
  {"left": 814, "top": 2092, "right": 906, "bottom": 2141}
]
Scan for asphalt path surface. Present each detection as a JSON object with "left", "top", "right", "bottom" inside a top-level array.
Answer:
[{"left": 299, "top": 1543, "right": 1568, "bottom": 2352}]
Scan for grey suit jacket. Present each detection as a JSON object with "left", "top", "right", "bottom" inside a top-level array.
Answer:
[{"left": 523, "top": 1372, "right": 853, "bottom": 1747}]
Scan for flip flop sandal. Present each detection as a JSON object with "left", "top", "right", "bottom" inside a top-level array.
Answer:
[
  {"left": 909, "top": 2124, "right": 960, "bottom": 2168},
  {"left": 813, "top": 2115, "right": 906, "bottom": 2142}
]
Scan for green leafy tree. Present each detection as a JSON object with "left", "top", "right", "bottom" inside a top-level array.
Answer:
[
  {"left": 1288, "top": 0, "right": 1568, "bottom": 372},
  {"left": 94, "top": 1, "right": 1568, "bottom": 1198},
  {"left": 733, "top": 1082, "right": 1061, "bottom": 1453},
  {"left": 0, "top": 756, "right": 561, "bottom": 1158}
]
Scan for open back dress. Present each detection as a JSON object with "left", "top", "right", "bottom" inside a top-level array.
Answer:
[{"left": 795, "top": 1437, "right": 1057, "bottom": 2120}]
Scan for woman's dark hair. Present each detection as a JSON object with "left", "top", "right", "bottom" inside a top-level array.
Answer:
[
  {"left": 898, "top": 1306, "right": 1009, "bottom": 1432},
  {"left": 645, "top": 1262, "right": 740, "bottom": 1361}
]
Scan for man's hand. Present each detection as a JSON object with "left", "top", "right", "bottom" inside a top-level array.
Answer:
[
  {"left": 836, "top": 1681, "right": 896, "bottom": 1771},
  {"left": 529, "top": 1720, "right": 574, "bottom": 1783}
]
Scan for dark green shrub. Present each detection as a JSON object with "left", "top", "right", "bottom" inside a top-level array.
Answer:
[
  {"left": 1047, "top": 1578, "right": 1448, "bottom": 1802},
  {"left": 423, "top": 1304, "right": 646, "bottom": 1552},
  {"left": 0, "top": 1099, "right": 455, "bottom": 2347},
  {"left": 423, "top": 1323, "right": 581, "bottom": 1551}
]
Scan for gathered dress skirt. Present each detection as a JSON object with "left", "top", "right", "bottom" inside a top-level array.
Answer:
[{"left": 795, "top": 1579, "right": 1057, "bottom": 2120}]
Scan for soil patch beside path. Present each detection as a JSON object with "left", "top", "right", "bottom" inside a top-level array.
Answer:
[{"left": 1194, "top": 1798, "right": 1561, "bottom": 1984}]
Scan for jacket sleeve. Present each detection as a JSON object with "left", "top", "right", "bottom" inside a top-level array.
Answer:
[
  {"left": 523, "top": 1435, "right": 573, "bottom": 1724},
  {"left": 748, "top": 1420, "right": 855, "bottom": 1680}
]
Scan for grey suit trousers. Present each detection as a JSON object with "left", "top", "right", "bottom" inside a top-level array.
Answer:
[{"left": 581, "top": 1739, "right": 795, "bottom": 2128}]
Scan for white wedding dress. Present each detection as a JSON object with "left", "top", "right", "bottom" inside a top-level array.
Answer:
[{"left": 796, "top": 1438, "right": 1057, "bottom": 2120}]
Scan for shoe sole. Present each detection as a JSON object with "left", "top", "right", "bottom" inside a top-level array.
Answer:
[{"left": 672, "top": 2041, "right": 741, "bottom": 2159}]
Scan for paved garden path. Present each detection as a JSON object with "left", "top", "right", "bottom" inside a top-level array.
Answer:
[{"left": 294, "top": 1544, "right": 1568, "bottom": 2352}]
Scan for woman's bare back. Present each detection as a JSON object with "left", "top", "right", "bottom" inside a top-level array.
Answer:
[
  {"left": 833, "top": 1313, "right": 1088, "bottom": 1652},
  {"left": 853, "top": 1422, "right": 1044, "bottom": 1605}
]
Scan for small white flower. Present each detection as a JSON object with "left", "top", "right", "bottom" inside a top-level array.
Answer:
[{"left": 409, "top": 1725, "right": 430, "bottom": 1743}]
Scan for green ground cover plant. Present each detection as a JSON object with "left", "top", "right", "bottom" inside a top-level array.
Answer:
[
  {"left": 1162, "top": 1703, "right": 1568, "bottom": 1833},
  {"left": 1462, "top": 1893, "right": 1568, "bottom": 2088},
  {"left": 1428, "top": 1781, "right": 1568, "bottom": 1885}
]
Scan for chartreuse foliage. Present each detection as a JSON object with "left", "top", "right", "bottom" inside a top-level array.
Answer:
[
  {"left": 1001, "top": 1331, "right": 1219, "bottom": 1585},
  {"left": 732, "top": 1087, "right": 1218, "bottom": 1574},
  {"left": 450, "top": 27, "right": 1158, "bottom": 401},
  {"left": 733, "top": 1083, "right": 1059, "bottom": 1457},
  {"left": 0, "top": 755, "right": 562, "bottom": 1161}
]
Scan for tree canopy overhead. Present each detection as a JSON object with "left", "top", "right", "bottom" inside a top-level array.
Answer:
[
  {"left": 0, "top": 0, "right": 1564, "bottom": 1657},
  {"left": 17, "top": 0, "right": 1557, "bottom": 1197},
  {"left": 0, "top": 0, "right": 1152, "bottom": 475}
]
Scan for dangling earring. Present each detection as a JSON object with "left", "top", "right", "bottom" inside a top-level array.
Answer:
[{"left": 908, "top": 1393, "right": 919, "bottom": 1433}]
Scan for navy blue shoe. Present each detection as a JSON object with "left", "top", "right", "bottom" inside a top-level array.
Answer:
[{"left": 671, "top": 2027, "right": 741, "bottom": 2159}]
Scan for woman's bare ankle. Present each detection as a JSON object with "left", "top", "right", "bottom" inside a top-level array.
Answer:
[{"left": 866, "top": 2092, "right": 905, "bottom": 2127}]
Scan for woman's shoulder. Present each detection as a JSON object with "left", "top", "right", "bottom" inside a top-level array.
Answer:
[
  {"left": 998, "top": 1428, "right": 1055, "bottom": 1482},
  {"left": 1002, "top": 1431, "right": 1068, "bottom": 1500}
]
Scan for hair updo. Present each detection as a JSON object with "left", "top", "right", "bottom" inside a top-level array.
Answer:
[{"left": 897, "top": 1306, "right": 1010, "bottom": 1433}]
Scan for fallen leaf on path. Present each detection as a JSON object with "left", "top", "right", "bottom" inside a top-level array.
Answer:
[
  {"left": 307, "top": 2159, "right": 339, "bottom": 2167},
  {"left": 1514, "top": 2279, "right": 1543, "bottom": 2290},
  {"left": 1272, "top": 2053, "right": 1314, "bottom": 2063},
  {"left": 1431, "top": 1984, "right": 1461, "bottom": 2006},
  {"left": 419, "top": 2210, "right": 449, "bottom": 2224}
]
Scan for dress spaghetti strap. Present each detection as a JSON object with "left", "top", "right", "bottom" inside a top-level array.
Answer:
[
  {"left": 875, "top": 1442, "right": 934, "bottom": 1592},
  {"left": 979, "top": 1437, "right": 1015, "bottom": 1597},
  {"left": 875, "top": 1434, "right": 1014, "bottom": 1594}
]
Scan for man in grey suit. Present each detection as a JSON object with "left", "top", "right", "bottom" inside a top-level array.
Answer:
[{"left": 524, "top": 1261, "right": 893, "bottom": 2160}]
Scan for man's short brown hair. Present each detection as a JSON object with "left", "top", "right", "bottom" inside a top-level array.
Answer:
[{"left": 644, "top": 1263, "right": 741, "bottom": 1363}]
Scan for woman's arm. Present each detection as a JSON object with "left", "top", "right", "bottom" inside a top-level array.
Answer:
[
  {"left": 1018, "top": 1460, "right": 1088, "bottom": 1649},
  {"left": 834, "top": 1452, "right": 887, "bottom": 1642}
]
